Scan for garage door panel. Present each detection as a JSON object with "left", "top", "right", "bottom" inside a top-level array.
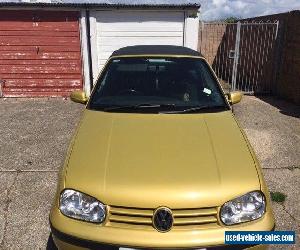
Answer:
[
  {"left": 98, "top": 23, "right": 183, "bottom": 32},
  {"left": 99, "top": 31, "right": 183, "bottom": 37},
  {"left": 0, "top": 36, "right": 79, "bottom": 46},
  {"left": 4, "top": 91, "right": 77, "bottom": 97},
  {"left": 4, "top": 79, "right": 82, "bottom": 88},
  {"left": 0, "top": 51, "right": 80, "bottom": 60},
  {"left": 0, "top": 65, "right": 81, "bottom": 74},
  {"left": 97, "top": 37, "right": 183, "bottom": 66},
  {"left": 0, "top": 59, "right": 80, "bottom": 66},
  {"left": 93, "top": 11, "right": 185, "bottom": 74},
  {"left": 0, "top": 22, "right": 79, "bottom": 32},
  {"left": 96, "top": 11, "right": 184, "bottom": 21},
  {"left": 1, "top": 10, "right": 83, "bottom": 97},
  {"left": 0, "top": 30, "right": 79, "bottom": 37},
  {"left": 97, "top": 53, "right": 117, "bottom": 64},
  {"left": 98, "top": 59, "right": 110, "bottom": 67},
  {"left": 97, "top": 38, "right": 183, "bottom": 60},
  {"left": 6, "top": 87, "right": 80, "bottom": 93},
  {"left": 0, "top": 45, "right": 80, "bottom": 52},
  {"left": 0, "top": 10, "right": 79, "bottom": 21},
  {"left": 98, "top": 36, "right": 183, "bottom": 46},
  {"left": 0, "top": 73, "right": 82, "bottom": 79}
]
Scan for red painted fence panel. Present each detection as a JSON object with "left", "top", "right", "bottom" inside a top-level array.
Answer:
[{"left": 0, "top": 10, "right": 83, "bottom": 97}]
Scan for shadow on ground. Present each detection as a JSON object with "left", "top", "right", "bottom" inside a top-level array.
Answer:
[
  {"left": 46, "top": 234, "right": 57, "bottom": 250},
  {"left": 256, "top": 95, "right": 300, "bottom": 118}
]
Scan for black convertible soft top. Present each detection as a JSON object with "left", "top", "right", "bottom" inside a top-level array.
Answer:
[{"left": 111, "top": 45, "right": 202, "bottom": 57}]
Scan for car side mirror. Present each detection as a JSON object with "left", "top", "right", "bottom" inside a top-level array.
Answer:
[
  {"left": 70, "top": 90, "right": 88, "bottom": 104},
  {"left": 227, "top": 91, "right": 242, "bottom": 105}
]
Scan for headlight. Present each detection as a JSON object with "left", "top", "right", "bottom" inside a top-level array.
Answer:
[
  {"left": 59, "top": 189, "right": 106, "bottom": 223},
  {"left": 220, "top": 191, "right": 265, "bottom": 225}
]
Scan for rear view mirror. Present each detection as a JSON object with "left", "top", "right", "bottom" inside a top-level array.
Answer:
[
  {"left": 70, "top": 90, "right": 88, "bottom": 104},
  {"left": 227, "top": 91, "right": 242, "bottom": 105}
]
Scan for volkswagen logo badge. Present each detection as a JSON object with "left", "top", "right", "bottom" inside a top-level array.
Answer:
[{"left": 153, "top": 207, "right": 173, "bottom": 232}]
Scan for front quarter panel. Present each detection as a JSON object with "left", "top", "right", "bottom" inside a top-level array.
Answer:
[{"left": 232, "top": 113, "right": 275, "bottom": 223}]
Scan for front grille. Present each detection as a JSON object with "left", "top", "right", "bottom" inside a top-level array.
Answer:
[
  {"left": 107, "top": 205, "right": 220, "bottom": 230},
  {"left": 172, "top": 207, "right": 219, "bottom": 229}
]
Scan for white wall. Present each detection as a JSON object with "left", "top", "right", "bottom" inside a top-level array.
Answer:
[
  {"left": 184, "top": 9, "right": 200, "bottom": 50},
  {"left": 80, "top": 10, "right": 92, "bottom": 96}
]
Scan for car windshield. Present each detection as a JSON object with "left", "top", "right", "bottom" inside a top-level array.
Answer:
[{"left": 88, "top": 57, "right": 229, "bottom": 113}]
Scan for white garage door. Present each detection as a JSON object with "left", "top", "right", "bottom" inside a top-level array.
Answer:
[{"left": 90, "top": 11, "right": 185, "bottom": 78}]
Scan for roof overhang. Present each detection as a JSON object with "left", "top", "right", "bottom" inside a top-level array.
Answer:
[{"left": 0, "top": 0, "right": 201, "bottom": 9}]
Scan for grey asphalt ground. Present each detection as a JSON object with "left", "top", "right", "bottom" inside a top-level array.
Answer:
[
  {"left": 0, "top": 96, "right": 299, "bottom": 249},
  {"left": 233, "top": 96, "right": 300, "bottom": 250}
]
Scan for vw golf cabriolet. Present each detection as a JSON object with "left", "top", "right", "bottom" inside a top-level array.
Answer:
[{"left": 50, "top": 45, "right": 275, "bottom": 250}]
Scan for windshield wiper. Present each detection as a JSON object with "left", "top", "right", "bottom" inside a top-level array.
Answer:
[
  {"left": 103, "top": 103, "right": 176, "bottom": 112},
  {"left": 160, "top": 105, "right": 227, "bottom": 114}
]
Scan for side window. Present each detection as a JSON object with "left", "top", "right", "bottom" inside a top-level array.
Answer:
[{"left": 197, "top": 61, "right": 224, "bottom": 105}]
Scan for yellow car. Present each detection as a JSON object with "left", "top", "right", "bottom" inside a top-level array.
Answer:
[{"left": 50, "top": 45, "right": 275, "bottom": 250}]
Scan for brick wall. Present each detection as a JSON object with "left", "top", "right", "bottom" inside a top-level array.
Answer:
[
  {"left": 198, "top": 23, "right": 236, "bottom": 90},
  {"left": 199, "top": 22, "right": 277, "bottom": 93},
  {"left": 199, "top": 10, "right": 300, "bottom": 104},
  {"left": 243, "top": 10, "right": 300, "bottom": 104},
  {"left": 278, "top": 11, "right": 300, "bottom": 104},
  {"left": 198, "top": 23, "right": 232, "bottom": 65}
]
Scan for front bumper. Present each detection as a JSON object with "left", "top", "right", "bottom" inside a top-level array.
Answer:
[
  {"left": 50, "top": 206, "right": 275, "bottom": 250},
  {"left": 51, "top": 230, "right": 269, "bottom": 250}
]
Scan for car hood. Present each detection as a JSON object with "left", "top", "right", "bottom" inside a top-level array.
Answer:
[{"left": 64, "top": 109, "right": 260, "bottom": 208}]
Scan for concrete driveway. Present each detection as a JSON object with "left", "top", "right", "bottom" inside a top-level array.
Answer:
[{"left": 0, "top": 96, "right": 299, "bottom": 249}]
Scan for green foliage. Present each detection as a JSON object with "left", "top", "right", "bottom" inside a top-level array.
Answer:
[
  {"left": 224, "top": 16, "right": 240, "bottom": 23},
  {"left": 270, "top": 191, "right": 286, "bottom": 203},
  {"left": 205, "top": 16, "right": 241, "bottom": 23}
]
